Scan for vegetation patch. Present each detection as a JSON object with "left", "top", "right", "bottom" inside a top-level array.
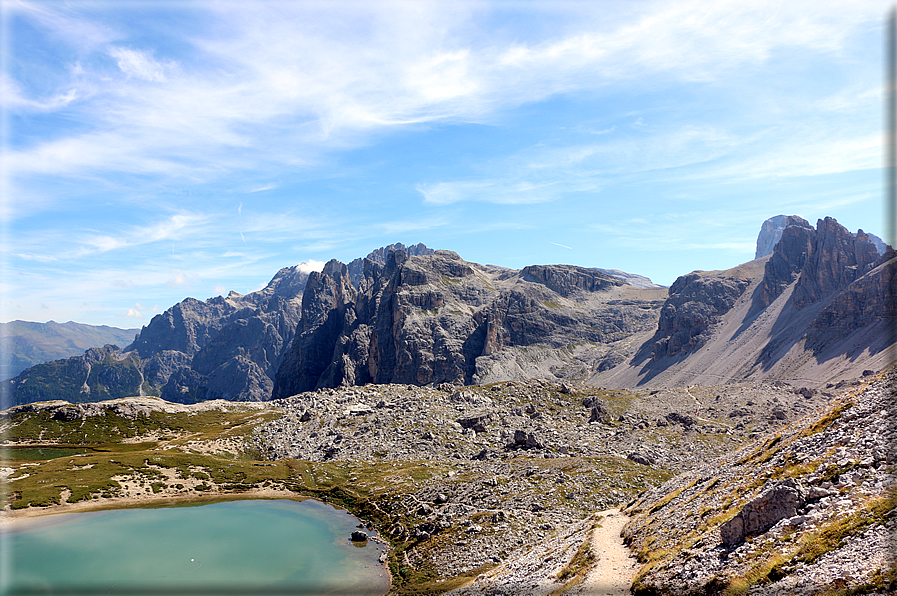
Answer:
[
  {"left": 801, "top": 401, "right": 854, "bottom": 437},
  {"left": 557, "top": 523, "right": 597, "bottom": 584},
  {"left": 792, "top": 492, "right": 896, "bottom": 566}
]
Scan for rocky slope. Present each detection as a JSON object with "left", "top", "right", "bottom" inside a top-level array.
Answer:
[
  {"left": 2, "top": 364, "right": 885, "bottom": 594},
  {"left": 595, "top": 216, "right": 895, "bottom": 389},
  {"left": 0, "top": 320, "right": 138, "bottom": 380},
  {"left": 620, "top": 370, "right": 895, "bottom": 595},
  {"left": 272, "top": 250, "right": 666, "bottom": 395},
  {"left": 248, "top": 374, "right": 843, "bottom": 583}
]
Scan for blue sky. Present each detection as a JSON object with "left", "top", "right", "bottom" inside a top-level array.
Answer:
[{"left": 1, "top": 0, "right": 888, "bottom": 328}]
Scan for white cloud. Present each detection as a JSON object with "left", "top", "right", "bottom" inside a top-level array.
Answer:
[
  {"left": 166, "top": 269, "right": 198, "bottom": 288},
  {"left": 78, "top": 213, "right": 209, "bottom": 256},
  {"left": 107, "top": 46, "right": 170, "bottom": 82},
  {"left": 4, "top": 0, "right": 882, "bottom": 190},
  {"left": 417, "top": 180, "right": 558, "bottom": 205},
  {"left": 296, "top": 260, "right": 326, "bottom": 275},
  {"left": 0, "top": 73, "right": 78, "bottom": 111}
]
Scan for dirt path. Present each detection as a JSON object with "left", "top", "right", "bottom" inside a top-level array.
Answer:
[{"left": 572, "top": 508, "right": 640, "bottom": 596}]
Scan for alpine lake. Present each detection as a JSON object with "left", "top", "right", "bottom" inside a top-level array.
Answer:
[{"left": 1, "top": 497, "right": 390, "bottom": 596}]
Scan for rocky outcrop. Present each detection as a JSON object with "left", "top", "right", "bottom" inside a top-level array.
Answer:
[
  {"left": 719, "top": 478, "right": 806, "bottom": 546},
  {"left": 754, "top": 217, "right": 887, "bottom": 312},
  {"left": 755, "top": 214, "right": 792, "bottom": 259},
  {"left": 274, "top": 251, "right": 662, "bottom": 395},
  {"left": 347, "top": 242, "right": 435, "bottom": 287},
  {"left": 520, "top": 265, "right": 621, "bottom": 297},
  {"left": 791, "top": 217, "right": 882, "bottom": 309},
  {"left": 273, "top": 260, "right": 358, "bottom": 397},
  {"left": 753, "top": 215, "right": 816, "bottom": 309},
  {"left": 650, "top": 273, "right": 750, "bottom": 360},
  {"left": 807, "top": 250, "right": 897, "bottom": 336}
]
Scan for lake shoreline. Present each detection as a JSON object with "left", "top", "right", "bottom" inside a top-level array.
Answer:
[{"left": 1, "top": 490, "right": 393, "bottom": 594}]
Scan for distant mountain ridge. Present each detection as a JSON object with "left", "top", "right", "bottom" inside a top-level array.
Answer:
[
  {"left": 3, "top": 242, "right": 664, "bottom": 407},
  {"left": 5, "top": 216, "right": 892, "bottom": 408},
  {"left": 0, "top": 320, "right": 138, "bottom": 380}
]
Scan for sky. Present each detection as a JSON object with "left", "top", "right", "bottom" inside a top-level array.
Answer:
[{"left": 0, "top": 0, "right": 890, "bottom": 329}]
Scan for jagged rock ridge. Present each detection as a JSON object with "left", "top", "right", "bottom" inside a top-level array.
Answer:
[
  {"left": 596, "top": 216, "right": 895, "bottom": 388},
  {"left": 347, "top": 242, "right": 435, "bottom": 287},
  {"left": 3, "top": 264, "right": 311, "bottom": 407},
  {"left": 273, "top": 250, "right": 665, "bottom": 396}
]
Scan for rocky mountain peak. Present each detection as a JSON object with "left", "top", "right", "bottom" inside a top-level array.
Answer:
[
  {"left": 753, "top": 215, "right": 816, "bottom": 309},
  {"left": 255, "top": 264, "right": 315, "bottom": 299},
  {"left": 273, "top": 252, "right": 664, "bottom": 396},
  {"left": 347, "top": 242, "right": 436, "bottom": 287},
  {"left": 754, "top": 214, "right": 794, "bottom": 259},
  {"left": 791, "top": 216, "right": 882, "bottom": 309}
]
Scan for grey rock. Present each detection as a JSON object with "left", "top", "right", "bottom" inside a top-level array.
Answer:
[
  {"left": 509, "top": 430, "right": 544, "bottom": 450},
  {"left": 273, "top": 250, "right": 662, "bottom": 394},
  {"left": 755, "top": 215, "right": 793, "bottom": 259},
  {"left": 666, "top": 412, "right": 696, "bottom": 427},
  {"left": 589, "top": 405, "right": 611, "bottom": 424},
  {"left": 719, "top": 479, "right": 806, "bottom": 546},
  {"left": 627, "top": 452, "right": 655, "bottom": 466},
  {"left": 650, "top": 273, "right": 750, "bottom": 360}
]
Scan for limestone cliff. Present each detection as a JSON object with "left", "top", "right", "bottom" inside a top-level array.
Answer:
[
  {"left": 595, "top": 216, "right": 895, "bottom": 389},
  {"left": 273, "top": 250, "right": 663, "bottom": 396},
  {"left": 4, "top": 264, "right": 309, "bottom": 407},
  {"left": 754, "top": 214, "right": 792, "bottom": 259}
]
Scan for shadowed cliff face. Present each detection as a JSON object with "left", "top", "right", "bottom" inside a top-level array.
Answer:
[
  {"left": 753, "top": 216, "right": 815, "bottom": 310},
  {"left": 650, "top": 273, "right": 751, "bottom": 360},
  {"left": 132, "top": 265, "right": 308, "bottom": 402},
  {"left": 605, "top": 216, "right": 896, "bottom": 388},
  {"left": 791, "top": 217, "right": 881, "bottom": 309},
  {"left": 272, "top": 250, "right": 660, "bottom": 397}
]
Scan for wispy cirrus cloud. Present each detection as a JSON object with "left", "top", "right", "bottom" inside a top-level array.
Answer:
[
  {"left": 5, "top": 0, "right": 882, "bottom": 190},
  {"left": 416, "top": 180, "right": 560, "bottom": 206},
  {"left": 78, "top": 213, "right": 210, "bottom": 256},
  {"left": 107, "top": 46, "right": 171, "bottom": 82}
]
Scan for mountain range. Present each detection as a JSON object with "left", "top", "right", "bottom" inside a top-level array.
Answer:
[
  {"left": 0, "top": 321, "right": 138, "bottom": 381},
  {"left": 3, "top": 216, "right": 894, "bottom": 409}
]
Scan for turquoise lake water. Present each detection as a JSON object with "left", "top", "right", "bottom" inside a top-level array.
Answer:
[{"left": 1, "top": 499, "right": 390, "bottom": 595}]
